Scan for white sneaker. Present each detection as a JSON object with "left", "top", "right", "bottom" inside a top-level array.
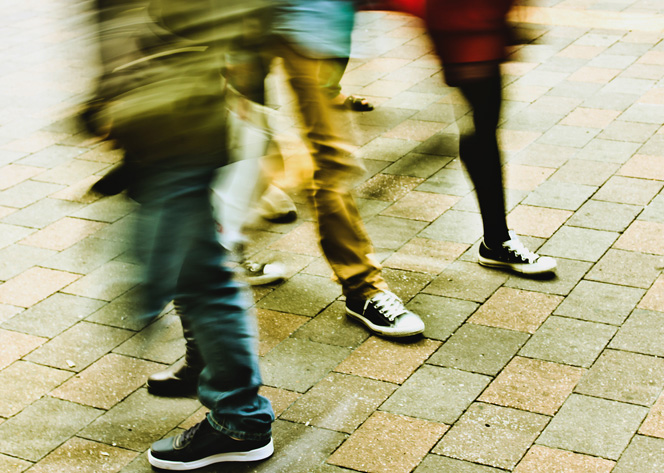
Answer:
[
  {"left": 478, "top": 231, "right": 556, "bottom": 275},
  {"left": 258, "top": 185, "right": 297, "bottom": 223},
  {"left": 240, "top": 261, "right": 286, "bottom": 286},
  {"left": 346, "top": 291, "right": 424, "bottom": 337}
]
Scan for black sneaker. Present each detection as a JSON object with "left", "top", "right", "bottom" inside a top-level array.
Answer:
[
  {"left": 479, "top": 231, "right": 556, "bottom": 275},
  {"left": 346, "top": 290, "right": 424, "bottom": 337},
  {"left": 148, "top": 418, "right": 273, "bottom": 471}
]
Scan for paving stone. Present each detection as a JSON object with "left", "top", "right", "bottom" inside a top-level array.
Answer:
[
  {"left": 26, "top": 437, "right": 137, "bottom": 473},
  {"left": 428, "top": 323, "right": 529, "bottom": 376},
  {"left": 0, "top": 454, "right": 31, "bottom": 473},
  {"left": 335, "top": 336, "right": 440, "bottom": 384},
  {"left": 479, "top": 356, "right": 585, "bottom": 416},
  {"left": 639, "top": 273, "right": 664, "bottom": 312},
  {"left": 380, "top": 192, "right": 458, "bottom": 222},
  {"left": 594, "top": 175, "right": 663, "bottom": 205},
  {"left": 0, "top": 396, "right": 101, "bottom": 462},
  {"left": 0, "top": 266, "right": 80, "bottom": 308},
  {"left": 609, "top": 309, "right": 664, "bottom": 357},
  {"left": 255, "top": 308, "right": 309, "bottom": 356},
  {"left": 639, "top": 192, "right": 664, "bottom": 223},
  {"left": 507, "top": 205, "right": 572, "bottom": 238},
  {"left": 640, "top": 390, "right": 664, "bottom": 438},
  {"left": 550, "top": 158, "right": 619, "bottom": 187},
  {"left": 619, "top": 154, "right": 664, "bottom": 181},
  {"left": 0, "top": 329, "right": 46, "bottom": 370},
  {"left": 262, "top": 337, "right": 351, "bottom": 393},
  {"left": 50, "top": 353, "right": 163, "bottom": 409},
  {"left": 413, "top": 455, "right": 503, "bottom": 473},
  {"left": 615, "top": 220, "right": 664, "bottom": 255},
  {"left": 0, "top": 244, "right": 55, "bottom": 281},
  {"left": 112, "top": 312, "right": 186, "bottom": 364},
  {"left": 78, "top": 388, "right": 199, "bottom": 451},
  {"left": 41, "top": 237, "right": 126, "bottom": 274},
  {"left": 84, "top": 287, "right": 151, "bottom": 331},
  {"left": 513, "top": 445, "right": 615, "bottom": 473},
  {"left": 0, "top": 304, "right": 22, "bottom": 324},
  {"left": 406, "top": 294, "right": 479, "bottom": 341},
  {"left": 0, "top": 180, "right": 65, "bottom": 209},
  {"left": 382, "top": 237, "right": 467, "bottom": 274},
  {"left": 382, "top": 365, "right": 490, "bottom": 424},
  {"left": 281, "top": 372, "right": 396, "bottom": 433},
  {"left": 2, "top": 293, "right": 106, "bottom": 338},
  {"left": 539, "top": 226, "right": 618, "bottom": 262},
  {"left": 586, "top": 249, "right": 663, "bottom": 288},
  {"left": 292, "top": 301, "right": 368, "bottom": 348},
  {"left": 354, "top": 174, "right": 423, "bottom": 202},
  {"left": 522, "top": 180, "right": 597, "bottom": 210},
  {"left": 418, "top": 210, "right": 483, "bottom": 245},
  {"left": 537, "top": 394, "right": 647, "bottom": 460},
  {"left": 61, "top": 260, "right": 140, "bottom": 301},
  {"left": 383, "top": 152, "right": 452, "bottom": 178},
  {"left": 554, "top": 280, "right": 645, "bottom": 325},
  {"left": 434, "top": 403, "right": 549, "bottom": 470},
  {"left": 469, "top": 287, "right": 562, "bottom": 334},
  {"left": 567, "top": 199, "right": 642, "bottom": 232},
  {"left": 575, "top": 349, "right": 664, "bottom": 405},
  {"left": 71, "top": 194, "right": 138, "bottom": 223},
  {"left": 424, "top": 261, "right": 508, "bottom": 303},
  {"left": 416, "top": 169, "right": 474, "bottom": 197},
  {"left": 519, "top": 315, "right": 616, "bottom": 367},
  {"left": 328, "top": 411, "right": 447, "bottom": 473},
  {"left": 504, "top": 164, "right": 555, "bottom": 191},
  {"left": 31, "top": 159, "right": 108, "bottom": 186},
  {"left": 365, "top": 215, "right": 428, "bottom": 249},
  {"left": 256, "top": 273, "right": 340, "bottom": 317},
  {"left": 0, "top": 223, "right": 35, "bottom": 251},
  {"left": 613, "top": 435, "right": 664, "bottom": 473},
  {"left": 0, "top": 361, "right": 71, "bottom": 418},
  {"left": 573, "top": 138, "right": 640, "bottom": 164},
  {"left": 223, "top": 420, "right": 348, "bottom": 473}
]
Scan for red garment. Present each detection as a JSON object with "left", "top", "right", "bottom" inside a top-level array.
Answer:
[{"left": 425, "top": 0, "right": 514, "bottom": 64}]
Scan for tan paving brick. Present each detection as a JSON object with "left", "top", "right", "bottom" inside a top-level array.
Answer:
[
  {"left": 619, "top": 154, "right": 664, "bottom": 180},
  {"left": 497, "top": 129, "right": 541, "bottom": 152},
  {"left": 0, "top": 164, "right": 44, "bottom": 190},
  {"left": 354, "top": 174, "right": 424, "bottom": 202},
  {"left": 0, "top": 361, "right": 71, "bottom": 417},
  {"left": 0, "top": 267, "right": 79, "bottom": 307},
  {"left": 479, "top": 357, "right": 585, "bottom": 415},
  {"left": 50, "top": 353, "right": 163, "bottom": 409},
  {"left": 49, "top": 176, "right": 103, "bottom": 203},
  {"left": 0, "top": 304, "right": 22, "bottom": 324},
  {"left": 380, "top": 191, "right": 458, "bottom": 221},
  {"left": 507, "top": 205, "right": 572, "bottom": 238},
  {"left": 615, "top": 220, "right": 664, "bottom": 255},
  {"left": 382, "top": 237, "right": 468, "bottom": 274},
  {"left": 514, "top": 445, "right": 615, "bottom": 473},
  {"left": 504, "top": 164, "right": 555, "bottom": 191},
  {"left": 268, "top": 222, "right": 321, "bottom": 257},
  {"left": 327, "top": 411, "right": 447, "bottom": 473},
  {"left": 560, "top": 107, "right": 621, "bottom": 127},
  {"left": 567, "top": 67, "right": 621, "bottom": 83},
  {"left": 335, "top": 336, "right": 441, "bottom": 384},
  {"left": 469, "top": 288, "right": 563, "bottom": 333},
  {"left": 256, "top": 308, "right": 309, "bottom": 356},
  {"left": 2, "top": 131, "right": 70, "bottom": 154},
  {"left": 556, "top": 45, "right": 606, "bottom": 59},
  {"left": 383, "top": 120, "right": 447, "bottom": 141},
  {"left": 20, "top": 217, "right": 107, "bottom": 251},
  {"left": 0, "top": 329, "right": 47, "bottom": 371},
  {"left": 639, "top": 274, "right": 664, "bottom": 312},
  {"left": 26, "top": 437, "right": 137, "bottom": 473},
  {"left": 0, "top": 453, "right": 32, "bottom": 473}
]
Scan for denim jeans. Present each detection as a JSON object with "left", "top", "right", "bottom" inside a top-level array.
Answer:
[{"left": 133, "top": 164, "right": 274, "bottom": 441}]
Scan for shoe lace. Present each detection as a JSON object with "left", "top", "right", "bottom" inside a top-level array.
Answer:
[
  {"left": 370, "top": 291, "right": 407, "bottom": 322},
  {"left": 174, "top": 421, "right": 204, "bottom": 449},
  {"left": 503, "top": 238, "right": 539, "bottom": 264}
]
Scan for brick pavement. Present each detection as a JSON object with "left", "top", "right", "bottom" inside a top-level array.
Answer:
[{"left": 1, "top": 0, "right": 664, "bottom": 472}]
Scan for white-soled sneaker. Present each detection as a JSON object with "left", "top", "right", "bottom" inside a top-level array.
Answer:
[
  {"left": 346, "top": 291, "right": 424, "bottom": 337},
  {"left": 240, "top": 261, "right": 286, "bottom": 286},
  {"left": 478, "top": 231, "right": 556, "bottom": 275}
]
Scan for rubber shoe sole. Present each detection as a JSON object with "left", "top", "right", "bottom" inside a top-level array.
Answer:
[
  {"left": 478, "top": 254, "right": 557, "bottom": 275},
  {"left": 147, "top": 438, "right": 274, "bottom": 471}
]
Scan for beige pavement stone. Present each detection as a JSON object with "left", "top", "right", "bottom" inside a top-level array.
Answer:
[
  {"left": 49, "top": 175, "right": 103, "bottom": 203},
  {"left": 2, "top": 131, "right": 70, "bottom": 154},
  {"left": 514, "top": 445, "right": 615, "bottom": 473},
  {"left": 0, "top": 206, "right": 17, "bottom": 219},
  {"left": 50, "top": 354, "right": 163, "bottom": 409},
  {"left": 20, "top": 217, "right": 107, "bottom": 251},
  {"left": 382, "top": 237, "right": 468, "bottom": 274},
  {"left": 0, "top": 361, "right": 71, "bottom": 417},
  {"left": 0, "top": 304, "right": 22, "bottom": 324},
  {"left": 556, "top": 45, "right": 605, "bottom": 59},
  {"left": 507, "top": 205, "right": 572, "bottom": 238},
  {"left": 469, "top": 288, "right": 563, "bottom": 333},
  {"left": 567, "top": 67, "right": 621, "bottom": 83},
  {"left": 335, "top": 336, "right": 441, "bottom": 384},
  {"left": 479, "top": 357, "right": 585, "bottom": 416},
  {"left": 256, "top": 308, "right": 309, "bottom": 356},
  {"left": 0, "top": 453, "right": 31, "bottom": 473},
  {"left": 268, "top": 222, "right": 321, "bottom": 257},
  {"left": 504, "top": 164, "right": 555, "bottom": 191},
  {"left": 640, "top": 391, "right": 664, "bottom": 438},
  {"left": 27, "top": 437, "right": 137, "bottom": 473},
  {"left": 619, "top": 154, "right": 664, "bottom": 180},
  {"left": 615, "top": 220, "right": 664, "bottom": 255},
  {"left": 637, "top": 51, "right": 664, "bottom": 65},
  {"left": 354, "top": 174, "right": 424, "bottom": 202},
  {"left": 0, "top": 164, "right": 44, "bottom": 190},
  {"left": 380, "top": 192, "right": 458, "bottom": 221},
  {"left": 639, "top": 274, "right": 664, "bottom": 312},
  {"left": 383, "top": 120, "right": 447, "bottom": 141},
  {"left": 61, "top": 260, "right": 139, "bottom": 301},
  {"left": 0, "top": 329, "right": 46, "bottom": 370},
  {"left": 498, "top": 129, "right": 541, "bottom": 152},
  {"left": 560, "top": 107, "right": 621, "bottom": 127},
  {"left": 0, "top": 267, "right": 79, "bottom": 307},
  {"left": 327, "top": 411, "right": 447, "bottom": 473}
]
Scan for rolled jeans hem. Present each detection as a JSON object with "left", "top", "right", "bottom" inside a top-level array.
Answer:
[{"left": 207, "top": 412, "right": 272, "bottom": 441}]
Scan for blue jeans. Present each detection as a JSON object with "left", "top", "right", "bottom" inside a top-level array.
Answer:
[{"left": 133, "top": 165, "right": 274, "bottom": 441}]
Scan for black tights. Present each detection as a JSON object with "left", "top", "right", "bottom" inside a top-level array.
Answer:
[{"left": 458, "top": 75, "right": 510, "bottom": 248}]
